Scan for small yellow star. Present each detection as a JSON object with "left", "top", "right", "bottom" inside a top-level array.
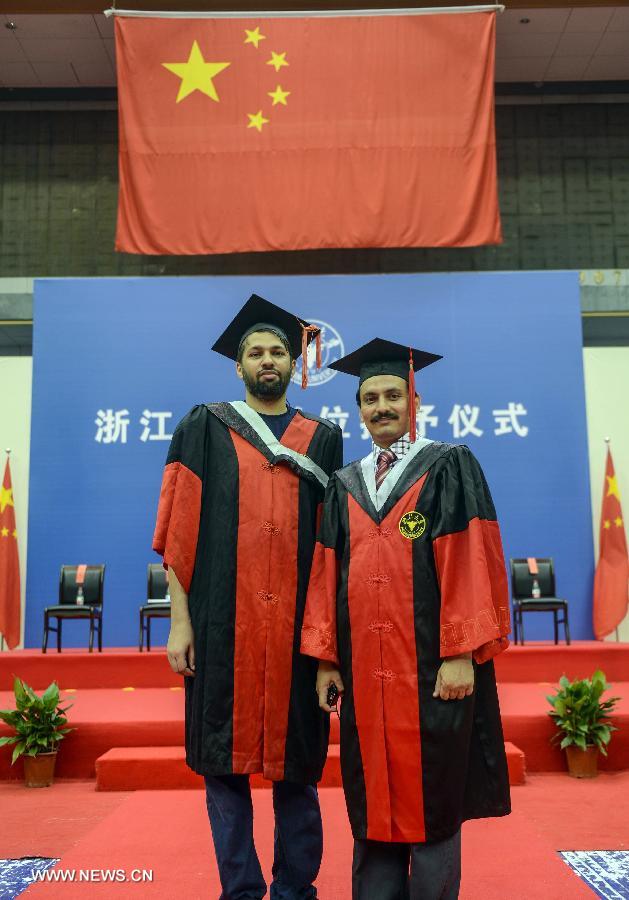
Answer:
[
  {"left": 244, "top": 27, "right": 266, "bottom": 49},
  {"left": 0, "top": 485, "right": 13, "bottom": 514},
  {"left": 12, "top": 529, "right": 17, "bottom": 539},
  {"left": 615, "top": 516, "right": 623, "bottom": 527},
  {"left": 268, "top": 84, "right": 290, "bottom": 106},
  {"left": 603, "top": 520, "right": 611, "bottom": 530},
  {"left": 0, "top": 527, "right": 8, "bottom": 538},
  {"left": 606, "top": 475, "right": 621, "bottom": 501},
  {"left": 267, "top": 51, "right": 288, "bottom": 73},
  {"left": 247, "top": 110, "right": 270, "bottom": 132},
  {"left": 162, "top": 41, "right": 230, "bottom": 104}
]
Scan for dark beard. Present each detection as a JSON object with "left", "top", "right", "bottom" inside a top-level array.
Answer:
[{"left": 242, "top": 367, "right": 292, "bottom": 400}]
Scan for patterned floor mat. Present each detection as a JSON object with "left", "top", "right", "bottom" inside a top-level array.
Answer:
[
  {"left": 0, "top": 858, "right": 59, "bottom": 899},
  {"left": 561, "top": 852, "right": 629, "bottom": 899}
]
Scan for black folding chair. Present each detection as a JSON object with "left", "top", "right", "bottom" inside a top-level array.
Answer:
[
  {"left": 510, "top": 558, "right": 570, "bottom": 645},
  {"left": 42, "top": 564, "right": 105, "bottom": 653},
  {"left": 139, "top": 563, "right": 171, "bottom": 651}
]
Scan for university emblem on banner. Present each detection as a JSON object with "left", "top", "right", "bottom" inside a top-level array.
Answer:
[
  {"left": 291, "top": 320, "right": 344, "bottom": 387},
  {"left": 399, "top": 511, "right": 426, "bottom": 541}
]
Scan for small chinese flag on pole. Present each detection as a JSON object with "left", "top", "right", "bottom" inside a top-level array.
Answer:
[
  {"left": 593, "top": 444, "right": 629, "bottom": 640},
  {"left": 0, "top": 455, "right": 21, "bottom": 649}
]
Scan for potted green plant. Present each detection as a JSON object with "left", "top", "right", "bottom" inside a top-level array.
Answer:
[
  {"left": 0, "top": 677, "right": 73, "bottom": 787},
  {"left": 547, "top": 669, "right": 619, "bottom": 778}
]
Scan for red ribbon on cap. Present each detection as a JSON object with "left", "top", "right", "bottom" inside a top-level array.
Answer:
[
  {"left": 408, "top": 348, "right": 417, "bottom": 443},
  {"left": 300, "top": 323, "right": 322, "bottom": 389},
  {"left": 76, "top": 564, "right": 87, "bottom": 585}
]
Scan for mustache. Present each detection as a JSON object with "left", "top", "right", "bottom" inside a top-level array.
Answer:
[
  {"left": 371, "top": 412, "right": 399, "bottom": 423},
  {"left": 257, "top": 369, "right": 280, "bottom": 378}
]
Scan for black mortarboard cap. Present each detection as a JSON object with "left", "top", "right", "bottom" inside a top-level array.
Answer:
[
  {"left": 211, "top": 293, "right": 322, "bottom": 387},
  {"left": 328, "top": 338, "right": 442, "bottom": 442},
  {"left": 328, "top": 338, "right": 442, "bottom": 385}
]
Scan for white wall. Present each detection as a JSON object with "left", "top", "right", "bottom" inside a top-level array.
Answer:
[
  {"left": 583, "top": 347, "right": 629, "bottom": 641},
  {"left": 0, "top": 357, "right": 32, "bottom": 650}
]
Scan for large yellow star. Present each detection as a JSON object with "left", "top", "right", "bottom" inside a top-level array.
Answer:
[
  {"left": 0, "top": 485, "right": 13, "bottom": 514},
  {"left": 244, "top": 27, "right": 266, "bottom": 49},
  {"left": 268, "top": 84, "right": 290, "bottom": 106},
  {"left": 0, "top": 527, "right": 8, "bottom": 538},
  {"left": 247, "top": 110, "right": 270, "bottom": 132},
  {"left": 163, "top": 41, "right": 230, "bottom": 104},
  {"left": 267, "top": 51, "right": 288, "bottom": 73},
  {"left": 606, "top": 475, "right": 621, "bottom": 501}
]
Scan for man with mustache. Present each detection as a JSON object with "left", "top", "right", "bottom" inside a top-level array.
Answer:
[
  {"left": 153, "top": 295, "right": 343, "bottom": 900},
  {"left": 301, "top": 339, "right": 511, "bottom": 900}
]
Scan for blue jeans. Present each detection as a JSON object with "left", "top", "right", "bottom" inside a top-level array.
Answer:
[{"left": 204, "top": 774, "right": 322, "bottom": 900}]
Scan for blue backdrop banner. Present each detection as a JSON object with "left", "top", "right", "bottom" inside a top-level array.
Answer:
[{"left": 26, "top": 272, "right": 592, "bottom": 646}]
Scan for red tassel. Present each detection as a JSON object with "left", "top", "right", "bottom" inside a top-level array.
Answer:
[
  {"left": 301, "top": 325, "right": 309, "bottom": 390},
  {"left": 299, "top": 322, "right": 322, "bottom": 390},
  {"left": 408, "top": 348, "right": 416, "bottom": 443}
]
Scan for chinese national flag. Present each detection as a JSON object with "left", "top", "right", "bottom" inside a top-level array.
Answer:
[
  {"left": 0, "top": 459, "right": 21, "bottom": 649},
  {"left": 114, "top": 11, "right": 501, "bottom": 255},
  {"left": 593, "top": 448, "right": 629, "bottom": 639}
]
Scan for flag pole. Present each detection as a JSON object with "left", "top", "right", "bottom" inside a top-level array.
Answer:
[
  {"left": 604, "top": 437, "right": 622, "bottom": 643},
  {"left": 105, "top": 5, "right": 506, "bottom": 19},
  {"left": 2, "top": 449, "right": 11, "bottom": 653}
]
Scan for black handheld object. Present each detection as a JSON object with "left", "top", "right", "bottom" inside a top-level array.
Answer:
[{"left": 326, "top": 682, "right": 339, "bottom": 707}]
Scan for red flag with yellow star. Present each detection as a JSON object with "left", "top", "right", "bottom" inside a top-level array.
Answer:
[
  {"left": 113, "top": 10, "right": 501, "bottom": 254},
  {"left": 593, "top": 448, "right": 629, "bottom": 639},
  {"left": 0, "top": 458, "right": 20, "bottom": 649}
]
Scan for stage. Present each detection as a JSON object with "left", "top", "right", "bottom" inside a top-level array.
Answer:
[{"left": 1, "top": 641, "right": 628, "bottom": 785}]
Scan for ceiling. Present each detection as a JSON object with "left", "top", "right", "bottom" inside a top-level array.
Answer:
[{"left": 0, "top": 7, "right": 628, "bottom": 87}]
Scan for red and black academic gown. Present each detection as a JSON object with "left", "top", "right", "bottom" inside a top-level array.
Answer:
[
  {"left": 301, "top": 439, "right": 512, "bottom": 842},
  {"left": 153, "top": 400, "right": 343, "bottom": 784}
]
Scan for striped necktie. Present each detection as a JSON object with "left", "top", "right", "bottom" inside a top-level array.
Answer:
[{"left": 375, "top": 449, "right": 397, "bottom": 491}]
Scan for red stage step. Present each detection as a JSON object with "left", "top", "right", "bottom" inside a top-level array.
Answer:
[
  {"left": 1, "top": 683, "right": 628, "bottom": 780},
  {"left": 0, "top": 647, "right": 179, "bottom": 691},
  {"left": 95, "top": 744, "right": 342, "bottom": 791},
  {"left": 504, "top": 741, "right": 526, "bottom": 785},
  {"left": 493, "top": 640, "right": 629, "bottom": 683},
  {"left": 95, "top": 741, "right": 525, "bottom": 791},
  {"left": 3, "top": 641, "right": 628, "bottom": 691}
]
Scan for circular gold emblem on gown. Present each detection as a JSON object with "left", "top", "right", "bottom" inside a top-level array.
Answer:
[{"left": 398, "top": 511, "right": 426, "bottom": 540}]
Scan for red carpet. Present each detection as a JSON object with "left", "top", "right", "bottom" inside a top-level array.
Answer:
[{"left": 13, "top": 775, "right": 621, "bottom": 899}]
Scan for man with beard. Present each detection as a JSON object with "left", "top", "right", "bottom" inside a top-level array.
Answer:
[
  {"left": 301, "top": 338, "right": 511, "bottom": 900},
  {"left": 153, "top": 294, "right": 343, "bottom": 900}
]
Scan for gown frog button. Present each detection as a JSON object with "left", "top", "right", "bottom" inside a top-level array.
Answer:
[
  {"left": 372, "top": 668, "right": 396, "bottom": 682},
  {"left": 366, "top": 572, "right": 391, "bottom": 586},
  {"left": 261, "top": 521, "right": 281, "bottom": 535},
  {"left": 369, "top": 620, "right": 394, "bottom": 633}
]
